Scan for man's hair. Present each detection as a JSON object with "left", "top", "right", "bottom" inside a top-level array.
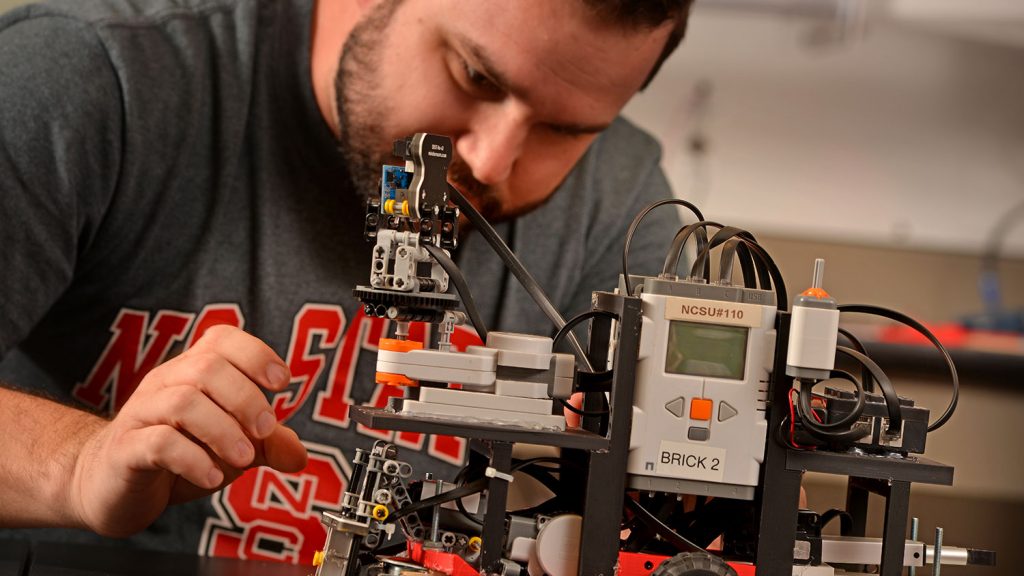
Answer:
[{"left": 581, "top": 0, "right": 697, "bottom": 88}]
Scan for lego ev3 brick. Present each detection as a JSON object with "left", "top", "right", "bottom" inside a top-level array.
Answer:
[
  {"left": 486, "top": 331, "right": 552, "bottom": 355},
  {"left": 377, "top": 348, "right": 497, "bottom": 371},
  {"left": 418, "top": 387, "right": 555, "bottom": 416},
  {"left": 495, "top": 380, "right": 549, "bottom": 399},
  {"left": 376, "top": 360, "right": 495, "bottom": 387},
  {"left": 402, "top": 399, "right": 565, "bottom": 431}
]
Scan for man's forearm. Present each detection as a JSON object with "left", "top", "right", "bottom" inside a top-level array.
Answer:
[{"left": 0, "top": 386, "right": 104, "bottom": 529}]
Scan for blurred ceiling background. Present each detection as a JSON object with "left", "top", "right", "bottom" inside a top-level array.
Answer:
[{"left": 624, "top": 0, "right": 1024, "bottom": 258}]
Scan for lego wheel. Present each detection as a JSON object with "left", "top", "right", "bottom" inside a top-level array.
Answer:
[{"left": 650, "top": 552, "right": 738, "bottom": 576}]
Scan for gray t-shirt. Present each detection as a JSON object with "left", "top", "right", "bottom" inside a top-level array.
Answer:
[{"left": 0, "top": 0, "right": 681, "bottom": 563}]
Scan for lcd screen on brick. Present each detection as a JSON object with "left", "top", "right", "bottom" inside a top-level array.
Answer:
[{"left": 665, "top": 321, "right": 748, "bottom": 380}]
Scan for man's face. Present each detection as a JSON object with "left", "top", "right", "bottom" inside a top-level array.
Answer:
[{"left": 335, "top": 0, "right": 672, "bottom": 222}]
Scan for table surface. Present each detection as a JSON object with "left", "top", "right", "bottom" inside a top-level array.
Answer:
[{"left": 0, "top": 541, "right": 312, "bottom": 576}]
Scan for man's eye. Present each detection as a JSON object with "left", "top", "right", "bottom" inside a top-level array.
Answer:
[{"left": 462, "top": 61, "right": 501, "bottom": 97}]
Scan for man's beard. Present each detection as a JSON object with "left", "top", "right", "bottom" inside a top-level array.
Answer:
[
  {"left": 333, "top": 0, "right": 401, "bottom": 203},
  {"left": 333, "top": 1, "right": 507, "bottom": 223}
]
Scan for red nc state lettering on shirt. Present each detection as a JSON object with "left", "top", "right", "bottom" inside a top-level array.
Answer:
[
  {"left": 72, "top": 304, "right": 243, "bottom": 412},
  {"left": 200, "top": 441, "right": 349, "bottom": 564},
  {"left": 73, "top": 303, "right": 476, "bottom": 464},
  {"left": 74, "top": 302, "right": 479, "bottom": 563}
]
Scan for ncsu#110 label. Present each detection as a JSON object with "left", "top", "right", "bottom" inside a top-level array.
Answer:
[{"left": 664, "top": 296, "right": 763, "bottom": 328}]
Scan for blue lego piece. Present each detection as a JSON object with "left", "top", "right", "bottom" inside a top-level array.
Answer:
[{"left": 381, "top": 165, "right": 413, "bottom": 202}]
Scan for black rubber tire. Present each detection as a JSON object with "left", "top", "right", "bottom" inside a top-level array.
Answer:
[{"left": 650, "top": 552, "right": 738, "bottom": 576}]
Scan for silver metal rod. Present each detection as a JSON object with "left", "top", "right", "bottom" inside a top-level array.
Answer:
[
  {"left": 812, "top": 258, "right": 826, "bottom": 289},
  {"left": 909, "top": 517, "right": 919, "bottom": 576},
  {"left": 818, "top": 534, "right": 971, "bottom": 567},
  {"left": 934, "top": 527, "right": 944, "bottom": 575},
  {"left": 430, "top": 477, "right": 443, "bottom": 542}
]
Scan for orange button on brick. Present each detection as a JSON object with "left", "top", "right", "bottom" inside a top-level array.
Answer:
[{"left": 690, "top": 398, "right": 713, "bottom": 421}]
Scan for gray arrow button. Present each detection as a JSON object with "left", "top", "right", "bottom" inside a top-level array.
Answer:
[
  {"left": 665, "top": 397, "right": 686, "bottom": 418},
  {"left": 719, "top": 401, "right": 738, "bottom": 422}
]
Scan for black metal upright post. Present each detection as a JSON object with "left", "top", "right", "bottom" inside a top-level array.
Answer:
[
  {"left": 561, "top": 312, "right": 614, "bottom": 515},
  {"left": 845, "top": 481, "right": 870, "bottom": 537},
  {"left": 480, "top": 441, "right": 513, "bottom": 574},
  {"left": 754, "top": 312, "right": 803, "bottom": 575},
  {"left": 578, "top": 294, "right": 643, "bottom": 576},
  {"left": 879, "top": 480, "right": 911, "bottom": 576}
]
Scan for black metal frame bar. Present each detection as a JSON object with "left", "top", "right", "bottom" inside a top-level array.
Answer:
[
  {"left": 577, "top": 294, "right": 642, "bottom": 576},
  {"left": 479, "top": 441, "right": 514, "bottom": 573},
  {"left": 753, "top": 313, "right": 955, "bottom": 576}
]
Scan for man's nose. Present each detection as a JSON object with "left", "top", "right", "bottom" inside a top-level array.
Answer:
[{"left": 455, "top": 102, "right": 530, "bottom": 185}]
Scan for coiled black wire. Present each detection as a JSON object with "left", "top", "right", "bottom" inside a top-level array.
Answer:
[
  {"left": 622, "top": 199, "right": 705, "bottom": 296},
  {"left": 839, "top": 304, "right": 959, "bottom": 432}
]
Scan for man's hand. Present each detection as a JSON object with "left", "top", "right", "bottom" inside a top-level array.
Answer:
[{"left": 68, "top": 326, "right": 307, "bottom": 537}]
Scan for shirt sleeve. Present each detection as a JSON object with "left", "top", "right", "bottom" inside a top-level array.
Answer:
[{"left": 0, "top": 9, "right": 123, "bottom": 359}]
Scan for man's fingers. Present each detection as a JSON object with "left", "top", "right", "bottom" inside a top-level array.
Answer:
[
  {"left": 132, "top": 385, "right": 255, "bottom": 469},
  {"left": 182, "top": 352, "right": 278, "bottom": 440},
  {"left": 262, "top": 425, "right": 308, "bottom": 473},
  {"left": 565, "top": 392, "right": 584, "bottom": 428},
  {"left": 122, "top": 425, "right": 223, "bottom": 490},
  {"left": 189, "top": 325, "right": 291, "bottom": 392}
]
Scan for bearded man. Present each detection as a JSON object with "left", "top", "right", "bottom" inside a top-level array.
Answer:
[{"left": 0, "top": 0, "right": 691, "bottom": 563}]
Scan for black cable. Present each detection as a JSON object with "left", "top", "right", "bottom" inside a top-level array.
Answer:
[
  {"left": 820, "top": 509, "right": 854, "bottom": 536},
  {"left": 576, "top": 369, "right": 613, "bottom": 393},
  {"left": 451, "top": 463, "right": 485, "bottom": 527},
  {"left": 777, "top": 415, "right": 819, "bottom": 450},
  {"left": 836, "top": 345, "right": 902, "bottom": 436},
  {"left": 624, "top": 497, "right": 704, "bottom": 554},
  {"left": 730, "top": 238, "right": 786, "bottom": 310},
  {"left": 422, "top": 243, "right": 488, "bottom": 342},
  {"left": 388, "top": 478, "right": 489, "bottom": 522},
  {"left": 622, "top": 199, "right": 705, "bottom": 297},
  {"left": 447, "top": 183, "right": 592, "bottom": 371},
  {"left": 551, "top": 309, "right": 619, "bottom": 368},
  {"left": 551, "top": 310, "right": 619, "bottom": 417},
  {"left": 691, "top": 226, "right": 754, "bottom": 284},
  {"left": 510, "top": 456, "right": 579, "bottom": 472},
  {"left": 661, "top": 222, "right": 720, "bottom": 279},
  {"left": 837, "top": 327, "right": 867, "bottom": 355},
  {"left": 718, "top": 238, "right": 757, "bottom": 289},
  {"left": 796, "top": 370, "right": 866, "bottom": 440},
  {"left": 452, "top": 457, "right": 582, "bottom": 524},
  {"left": 558, "top": 397, "right": 608, "bottom": 417},
  {"left": 691, "top": 226, "right": 776, "bottom": 294},
  {"left": 677, "top": 225, "right": 786, "bottom": 310},
  {"left": 839, "top": 304, "right": 959, "bottom": 432},
  {"left": 837, "top": 327, "right": 873, "bottom": 393}
]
